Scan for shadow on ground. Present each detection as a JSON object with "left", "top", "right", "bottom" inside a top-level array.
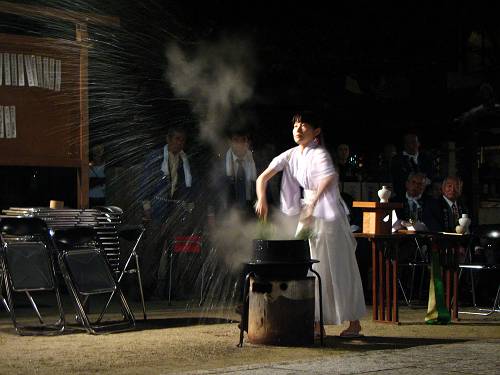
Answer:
[
  {"left": 318, "top": 335, "right": 468, "bottom": 351},
  {"left": 0, "top": 316, "right": 237, "bottom": 336},
  {"left": 134, "top": 317, "right": 237, "bottom": 331}
]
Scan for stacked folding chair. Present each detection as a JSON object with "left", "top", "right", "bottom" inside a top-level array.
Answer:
[
  {"left": 53, "top": 226, "right": 135, "bottom": 334},
  {"left": 0, "top": 217, "right": 65, "bottom": 335},
  {"left": 2, "top": 207, "right": 122, "bottom": 273}
]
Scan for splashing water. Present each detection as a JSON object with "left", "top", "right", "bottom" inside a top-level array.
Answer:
[{"left": 0, "top": 1, "right": 294, "bottom": 318}]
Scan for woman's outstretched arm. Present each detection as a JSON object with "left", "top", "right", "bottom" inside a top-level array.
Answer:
[
  {"left": 255, "top": 166, "right": 278, "bottom": 219},
  {"left": 311, "top": 174, "right": 335, "bottom": 207}
]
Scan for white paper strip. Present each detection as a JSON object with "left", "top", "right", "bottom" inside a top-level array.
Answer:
[
  {"left": 42, "top": 57, "right": 49, "bottom": 89},
  {"left": 25, "top": 54, "right": 34, "bottom": 87},
  {"left": 17, "top": 54, "right": 24, "bottom": 86},
  {"left": 48, "top": 58, "right": 55, "bottom": 90},
  {"left": 4, "top": 104, "right": 11, "bottom": 138},
  {"left": 0, "top": 106, "right": 4, "bottom": 138},
  {"left": 0, "top": 54, "right": 3, "bottom": 85},
  {"left": 36, "top": 56, "right": 43, "bottom": 88},
  {"left": 11, "top": 53, "right": 17, "bottom": 86},
  {"left": 4, "top": 53, "right": 11, "bottom": 85},
  {"left": 31, "top": 55, "right": 39, "bottom": 87},
  {"left": 55, "top": 59, "right": 61, "bottom": 91},
  {"left": 9, "top": 106, "right": 16, "bottom": 138}
]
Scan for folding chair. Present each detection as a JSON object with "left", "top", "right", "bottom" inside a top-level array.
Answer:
[
  {"left": 459, "top": 224, "right": 500, "bottom": 316},
  {"left": 0, "top": 217, "right": 65, "bottom": 335},
  {"left": 99, "top": 224, "right": 147, "bottom": 320},
  {"left": 398, "top": 237, "right": 429, "bottom": 306},
  {"left": 168, "top": 234, "right": 205, "bottom": 305},
  {"left": 53, "top": 226, "right": 135, "bottom": 334},
  {"left": 0, "top": 272, "right": 9, "bottom": 313}
]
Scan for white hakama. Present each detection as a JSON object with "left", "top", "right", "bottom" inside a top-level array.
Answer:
[{"left": 269, "top": 143, "right": 366, "bottom": 324}]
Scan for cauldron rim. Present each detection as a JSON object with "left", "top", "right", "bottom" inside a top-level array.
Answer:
[
  {"left": 252, "top": 239, "right": 308, "bottom": 243},
  {"left": 246, "top": 259, "right": 319, "bottom": 265}
]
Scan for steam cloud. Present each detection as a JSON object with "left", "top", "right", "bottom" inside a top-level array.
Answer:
[{"left": 165, "top": 36, "right": 256, "bottom": 150}]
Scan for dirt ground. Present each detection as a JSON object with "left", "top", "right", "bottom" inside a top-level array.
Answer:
[{"left": 1, "top": 299, "right": 499, "bottom": 375}]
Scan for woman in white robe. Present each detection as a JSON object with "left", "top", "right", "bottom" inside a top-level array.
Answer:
[{"left": 255, "top": 111, "right": 366, "bottom": 337}]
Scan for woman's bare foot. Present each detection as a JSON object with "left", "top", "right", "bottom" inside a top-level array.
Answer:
[
  {"left": 314, "top": 321, "right": 326, "bottom": 338},
  {"left": 340, "top": 320, "right": 362, "bottom": 337}
]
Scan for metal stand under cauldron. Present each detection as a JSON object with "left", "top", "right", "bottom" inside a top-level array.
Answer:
[{"left": 238, "top": 239, "right": 324, "bottom": 347}]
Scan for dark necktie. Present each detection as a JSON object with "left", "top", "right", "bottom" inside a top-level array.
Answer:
[
  {"left": 235, "top": 159, "right": 246, "bottom": 208},
  {"left": 409, "top": 200, "right": 416, "bottom": 221},
  {"left": 409, "top": 156, "right": 418, "bottom": 172},
  {"left": 451, "top": 202, "right": 459, "bottom": 224}
]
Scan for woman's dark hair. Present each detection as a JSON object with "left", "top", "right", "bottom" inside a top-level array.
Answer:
[{"left": 291, "top": 110, "right": 322, "bottom": 129}]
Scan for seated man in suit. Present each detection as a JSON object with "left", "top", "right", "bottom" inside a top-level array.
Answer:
[
  {"left": 424, "top": 176, "right": 468, "bottom": 233},
  {"left": 393, "top": 172, "right": 431, "bottom": 295},
  {"left": 422, "top": 176, "right": 468, "bottom": 324},
  {"left": 395, "top": 172, "right": 431, "bottom": 226}
]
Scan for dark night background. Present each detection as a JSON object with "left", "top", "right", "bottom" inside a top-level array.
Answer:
[{"left": 1, "top": 0, "right": 500, "bottom": 210}]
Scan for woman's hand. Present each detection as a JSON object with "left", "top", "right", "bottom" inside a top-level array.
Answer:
[
  {"left": 302, "top": 203, "right": 315, "bottom": 222},
  {"left": 255, "top": 198, "right": 269, "bottom": 220}
]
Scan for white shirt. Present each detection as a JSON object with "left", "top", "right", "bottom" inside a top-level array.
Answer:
[
  {"left": 406, "top": 192, "right": 422, "bottom": 208},
  {"left": 443, "top": 195, "right": 456, "bottom": 209},
  {"left": 269, "top": 143, "right": 341, "bottom": 221},
  {"left": 403, "top": 151, "right": 419, "bottom": 164}
]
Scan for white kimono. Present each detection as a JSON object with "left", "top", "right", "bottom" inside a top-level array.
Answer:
[{"left": 269, "top": 143, "right": 366, "bottom": 324}]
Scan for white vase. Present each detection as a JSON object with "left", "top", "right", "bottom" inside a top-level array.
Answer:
[
  {"left": 458, "top": 214, "right": 471, "bottom": 233},
  {"left": 378, "top": 186, "right": 391, "bottom": 203}
]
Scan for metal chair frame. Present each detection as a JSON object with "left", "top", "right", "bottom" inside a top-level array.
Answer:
[
  {"left": 55, "top": 228, "right": 135, "bottom": 334},
  {"left": 0, "top": 266, "right": 10, "bottom": 313},
  {"left": 0, "top": 217, "right": 65, "bottom": 336},
  {"left": 99, "top": 225, "right": 147, "bottom": 320},
  {"left": 398, "top": 237, "right": 428, "bottom": 306},
  {"left": 459, "top": 225, "right": 500, "bottom": 316}
]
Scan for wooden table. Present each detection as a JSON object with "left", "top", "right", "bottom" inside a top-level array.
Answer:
[{"left": 354, "top": 232, "right": 467, "bottom": 324}]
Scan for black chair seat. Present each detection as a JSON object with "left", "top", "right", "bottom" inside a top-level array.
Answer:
[
  {"left": 64, "top": 249, "right": 116, "bottom": 294},
  {"left": 53, "top": 227, "right": 97, "bottom": 248},
  {"left": 1, "top": 217, "right": 48, "bottom": 237},
  {"left": 6, "top": 242, "right": 54, "bottom": 291},
  {"left": 471, "top": 224, "right": 500, "bottom": 239},
  {"left": 118, "top": 225, "right": 144, "bottom": 242},
  {"left": 459, "top": 224, "right": 500, "bottom": 316}
]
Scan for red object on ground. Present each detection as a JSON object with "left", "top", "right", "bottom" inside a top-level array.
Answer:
[{"left": 173, "top": 235, "right": 202, "bottom": 253}]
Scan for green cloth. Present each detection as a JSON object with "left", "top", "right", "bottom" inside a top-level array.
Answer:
[{"left": 425, "top": 250, "right": 451, "bottom": 325}]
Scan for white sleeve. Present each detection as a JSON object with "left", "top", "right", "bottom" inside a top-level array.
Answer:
[
  {"left": 311, "top": 148, "right": 336, "bottom": 181},
  {"left": 269, "top": 149, "right": 293, "bottom": 172}
]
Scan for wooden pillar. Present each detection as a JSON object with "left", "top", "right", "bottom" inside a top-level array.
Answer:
[
  {"left": 371, "top": 239, "right": 377, "bottom": 320},
  {"left": 76, "top": 23, "right": 89, "bottom": 208}
]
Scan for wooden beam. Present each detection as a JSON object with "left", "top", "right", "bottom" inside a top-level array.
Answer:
[
  {"left": 77, "top": 23, "right": 90, "bottom": 209},
  {"left": 0, "top": 1, "right": 120, "bottom": 28}
]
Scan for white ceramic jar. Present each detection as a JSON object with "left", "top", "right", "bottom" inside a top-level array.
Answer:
[{"left": 378, "top": 186, "right": 391, "bottom": 203}]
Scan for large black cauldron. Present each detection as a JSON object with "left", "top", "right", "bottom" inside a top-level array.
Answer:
[{"left": 246, "top": 239, "right": 319, "bottom": 279}]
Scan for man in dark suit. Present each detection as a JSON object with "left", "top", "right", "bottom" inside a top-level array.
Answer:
[
  {"left": 141, "top": 126, "right": 198, "bottom": 299},
  {"left": 391, "top": 133, "right": 435, "bottom": 200},
  {"left": 212, "top": 127, "right": 257, "bottom": 219},
  {"left": 393, "top": 172, "right": 432, "bottom": 292},
  {"left": 423, "top": 176, "right": 468, "bottom": 324},
  {"left": 395, "top": 172, "right": 432, "bottom": 225},
  {"left": 424, "top": 176, "right": 468, "bottom": 233}
]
